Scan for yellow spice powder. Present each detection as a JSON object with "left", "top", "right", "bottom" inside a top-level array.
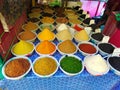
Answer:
[
  {"left": 56, "top": 30, "right": 73, "bottom": 41},
  {"left": 41, "top": 17, "right": 54, "bottom": 24},
  {"left": 34, "top": 57, "right": 57, "bottom": 75},
  {"left": 74, "top": 30, "right": 89, "bottom": 41},
  {"left": 13, "top": 40, "right": 34, "bottom": 55},
  {"left": 37, "top": 28, "right": 55, "bottom": 41}
]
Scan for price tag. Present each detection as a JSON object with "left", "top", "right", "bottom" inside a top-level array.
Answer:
[
  {"left": 85, "top": 14, "right": 90, "bottom": 19},
  {"left": 90, "top": 20, "right": 95, "bottom": 25},
  {"left": 101, "top": 36, "right": 110, "bottom": 43},
  {"left": 112, "top": 48, "right": 120, "bottom": 56}
]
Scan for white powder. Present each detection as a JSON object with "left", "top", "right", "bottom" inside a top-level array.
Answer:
[
  {"left": 85, "top": 54, "right": 109, "bottom": 74},
  {"left": 57, "top": 24, "right": 68, "bottom": 32}
]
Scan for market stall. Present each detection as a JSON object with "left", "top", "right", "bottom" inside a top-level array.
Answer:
[{"left": 0, "top": 0, "right": 120, "bottom": 90}]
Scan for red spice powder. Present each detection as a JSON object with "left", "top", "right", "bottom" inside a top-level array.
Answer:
[
  {"left": 73, "top": 25, "right": 83, "bottom": 31},
  {"left": 79, "top": 43, "right": 96, "bottom": 54}
]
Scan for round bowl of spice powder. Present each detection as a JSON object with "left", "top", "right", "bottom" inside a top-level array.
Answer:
[
  {"left": 17, "top": 31, "right": 37, "bottom": 42},
  {"left": 84, "top": 54, "right": 109, "bottom": 76},
  {"left": 90, "top": 33, "right": 104, "bottom": 44},
  {"left": 78, "top": 41, "right": 98, "bottom": 56},
  {"left": 107, "top": 56, "right": 120, "bottom": 75},
  {"left": 22, "top": 22, "right": 39, "bottom": 32},
  {"left": 2, "top": 56, "right": 32, "bottom": 80},
  {"left": 97, "top": 42, "right": 116, "bottom": 57},
  {"left": 35, "top": 40, "right": 56, "bottom": 55},
  {"left": 59, "top": 55, "right": 84, "bottom": 76},
  {"left": 32, "top": 56, "right": 59, "bottom": 78},
  {"left": 57, "top": 40, "right": 77, "bottom": 55},
  {"left": 11, "top": 40, "right": 35, "bottom": 56}
]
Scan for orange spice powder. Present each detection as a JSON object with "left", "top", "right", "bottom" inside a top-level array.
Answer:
[{"left": 36, "top": 40, "right": 56, "bottom": 54}]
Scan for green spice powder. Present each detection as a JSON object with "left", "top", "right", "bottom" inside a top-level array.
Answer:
[{"left": 60, "top": 56, "right": 82, "bottom": 73}]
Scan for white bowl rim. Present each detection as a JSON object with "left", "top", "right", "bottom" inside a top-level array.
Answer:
[
  {"left": 17, "top": 31, "right": 37, "bottom": 42},
  {"left": 2, "top": 56, "right": 32, "bottom": 80},
  {"left": 59, "top": 54, "right": 84, "bottom": 76},
  {"left": 84, "top": 54, "right": 110, "bottom": 76},
  {"left": 57, "top": 40, "right": 77, "bottom": 55},
  {"left": 77, "top": 41, "right": 98, "bottom": 56},
  {"left": 32, "top": 56, "right": 59, "bottom": 78},
  {"left": 35, "top": 41, "right": 56, "bottom": 56},
  {"left": 11, "top": 41, "right": 35, "bottom": 56}
]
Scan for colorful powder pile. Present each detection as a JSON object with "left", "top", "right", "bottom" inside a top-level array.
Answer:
[
  {"left": 56, "top": 17, "right": 68, "bottom": 24},
  {"left": 73, "top": 24, "right": 83, "bottom": 31},
  {"left": 18, "top": 31, "right": 36, "bottom": 41},
  {"left": 28, "top": 12, "right": 41, "bottom": 18},
  {"left": 84, "top": 54, "right": 109, "bottom": 75},
  {"left": 91, "top": 33, "right": 104, "bottom": 41},
  {"left": 12, "top": 40, "right": 34, "bottom": 55},
  {"left": 41, "top": 17, "right": 54, "bottom": 24},
  {"left": 78, "top": 43, "right": 97, "bottom": 54},
  {"left": 69, "top": 19, "right": 81, "bottom": 24},
  {"left": 56, "top": 24, "right": 68, "bottom": 32},
  {"left": 23, "top": 22, "right": 38, "bottom": 31},
  {"left": 56, "top": 30, "right": 73, "bottom": 41},
  {"left": 98, "top": 43, "right": 115, "bottom": 54},
  {"left": 58, "top": 40, "right": 77, "bottom": 54},
  {"left": 28, "top": 18, "right": 40, "bottom": 24},
  {"left": 5, "top": 58, "right": 30, "bottom": 77},
  {"left": 74, "top": 30, "right": 89, "bottom": 42},
  {"left": 60, "top": 55, "right": 83, "bottom": 74},
  {"left": 37, "top": 28, "right": 55, "bottom": 41},
  {"left": 36, "top": 40, "right": 56, "bottom": 54},
  {"left": 34, "top": 57, "right": 57, "bottom": 75}
]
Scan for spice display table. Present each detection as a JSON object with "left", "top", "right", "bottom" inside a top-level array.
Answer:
[
  {"left": 1, "top": 7, "right": 120, "bottom": 90},
  {"left": 1, "top": 37, "right": 120, "bottom": 90}
]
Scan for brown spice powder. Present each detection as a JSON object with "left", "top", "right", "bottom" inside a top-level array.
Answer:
[
  {"left": 5, "top": 58, "right": 30, "bottom": 77},
  {"left": 58, "top": 40, "right": 76, "bottom": 54}
]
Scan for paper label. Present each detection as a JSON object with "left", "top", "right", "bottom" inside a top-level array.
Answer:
[
  {"left": 90, "top": 20, "right": 95, "bottom": 25},
  {"left": 85, "top": 14, "right": 90, "bottom": 19},
  {"left": 112, "top": 48, "right": 120, "bottom": 56},
  {"left": 101, "top": 36, "right": 110, "bottom": 43}
]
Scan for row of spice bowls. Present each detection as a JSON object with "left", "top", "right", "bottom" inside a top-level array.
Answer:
[
  {"left": 3, "top": 53, "right": 120, "bottom": 80},
  {"left": 2, "top": 55, "right": 84, "bottom": 80},
  {"left": 11, "top": 37, "right": 116, "bottom": 59},
  {"left": 21, "top": 22, "right": 91, "bottom": 43}
]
